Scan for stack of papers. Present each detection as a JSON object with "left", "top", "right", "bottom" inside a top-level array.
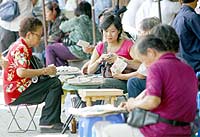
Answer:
[
  {"left": 68, "top": 104, "right": 126, "bottom": 117},
  {"left": 56, "top": 66, "right": 80, "bottom": 75}
]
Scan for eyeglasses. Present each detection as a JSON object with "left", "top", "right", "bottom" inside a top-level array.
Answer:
[{"left": 31, "top": 32, "right": 42, "bottom": 39}]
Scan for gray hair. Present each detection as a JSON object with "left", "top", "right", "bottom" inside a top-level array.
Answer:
[
  {"left": 150, "top": 24, "right": 179, "bottom": 52},
  {"left": 138, "top": 17, "right": 161, "bottom": 32},
  {"left": 136, "top": 35, "right": 167, "bottom": 55}
]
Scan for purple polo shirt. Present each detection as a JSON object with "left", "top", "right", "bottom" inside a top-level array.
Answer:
[{"left": 140, "top": 53, "right": 198, "bottom": 137}]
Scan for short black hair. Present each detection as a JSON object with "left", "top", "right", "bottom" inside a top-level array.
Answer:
[
  {"left": 136, "top": 35, "right": 168, "bottom": 55},
  {"left": 74, "top": 1, "right": 92, "bottom": 19},
  {"left": 151, "top": 24, "right": 179, "bottom": 52},
  {"left": 182, "top": 0, "right": 195, "bottom": 3},
  {"left": 45, "top": 1, "right": 61, "bottom": 17},
  {"left": 19, "top": 17, "right": 43, "bottom": 37}
]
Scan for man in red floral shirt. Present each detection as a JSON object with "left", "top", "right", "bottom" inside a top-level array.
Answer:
[{"left": 3, "top": 17, "right": 63, "bottom": 133}]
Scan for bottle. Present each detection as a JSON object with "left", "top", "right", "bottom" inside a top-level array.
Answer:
[{"left": 70, "top": 117, "right": 77, "bottom": 134}]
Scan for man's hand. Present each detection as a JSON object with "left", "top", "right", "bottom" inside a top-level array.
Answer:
[{"left": 44, "top": 65, "right": 57, "bottom": 75}]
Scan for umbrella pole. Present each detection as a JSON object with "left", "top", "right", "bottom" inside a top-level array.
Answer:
[
  {"left": 91, "top": 0, "right": 96, "bottom": 45},
  {"left": 42, "top": 0, "right": 47, "bottom": 47},
  {"left": 158, "top": 0, "right": 162, "bottom": 23}
]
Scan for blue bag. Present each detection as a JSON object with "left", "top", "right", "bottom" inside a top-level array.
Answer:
[{"left": 0, "top": 0, "right": 20, "bottom": 21}]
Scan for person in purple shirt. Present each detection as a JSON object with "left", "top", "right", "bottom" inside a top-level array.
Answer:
[
  {"left": 172, "top": 0, "right": 200, "bottom": 73},
  {"left": 101, "top": 35, "right": 198, "bottom": 137}
]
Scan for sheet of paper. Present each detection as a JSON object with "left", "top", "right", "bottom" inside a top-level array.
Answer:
[
  {"left": 110, "top": 58, "right": 127, "bottom": 74},
  {"left": 77, "top": 40, "right": 90, "bottom": 47}
]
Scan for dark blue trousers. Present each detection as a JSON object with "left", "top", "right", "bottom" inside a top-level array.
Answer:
[{"left": 127, "top": 77, "right": 146, "bottom": 98}]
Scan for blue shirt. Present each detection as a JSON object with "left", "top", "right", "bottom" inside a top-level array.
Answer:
[{"left": 172, "top": 5, "right": 200, "bottom": 73}]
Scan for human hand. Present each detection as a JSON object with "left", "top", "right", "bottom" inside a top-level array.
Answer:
[
  {"left": 118, "top": 102, "right": 127, "bottom": 109},
  {"left": 96, "top": 54, "right": 108, "bottom": 63},
  {"left": 0, "top": 53, "right": 8, "bottom": 69},
  {"left": 81, "top": 62, "right": 89, "bottom": 74},
  {"left": 82, "top": 46, "right": 94, "bottom": 54},
  {"left": 44, "top": 65, "right": 57, "bottom": 75},
  {"left": 126, "top": 98, "right": 136, "bottom": 112},
  {"left": 104, "top": 53, "right": 117, "bottom": 64},
  {"left": 112, "top": 73, "right": 123, "bottom": 79},
  {"left": 0, "top": 57, "right": 8, "bottom": 69}
]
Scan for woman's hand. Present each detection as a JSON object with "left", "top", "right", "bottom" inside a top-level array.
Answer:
[
  {"left": 112, "top": 73, "right": 125, "bottom": 80},
  {"left": 82, "top": 46, "right": 94, "bottom": 54},
  {"left": 104, "top": 53, "right": 118, "bottom": 64},
  {"left": 81, "top": 61, "right": 90, "bottom": 74},
  {"left": 97, "top": 54, "right": 108, "bottom": 63}
]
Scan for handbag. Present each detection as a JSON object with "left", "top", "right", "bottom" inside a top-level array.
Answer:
[
  {"left": 97, "top": 42, "right": 136, "bottom": 78},
  {"left": 0, "top": 0, "right": 20, "bottom": 21},
  {"left": 127, "top": 108, "right": 159, "bottom": 128},
  {"left": 127, "top": 108, "right": 190, "bottom": 128}
]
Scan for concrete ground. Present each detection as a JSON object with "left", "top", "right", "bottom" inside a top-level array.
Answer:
[{"left": 0, "top": 87, "right": 78, "bottom": 137}]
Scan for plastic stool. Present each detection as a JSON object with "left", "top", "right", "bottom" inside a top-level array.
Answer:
[{"left": 78, "top": 113, "right": 125, "bottom": 137}]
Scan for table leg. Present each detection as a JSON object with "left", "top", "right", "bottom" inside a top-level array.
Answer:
[
  {"left": 111, "top": 97, "right": 116, "bottom": 105},
  {"left": 85, "top": 97, "right": 92, "bottom": 106}
]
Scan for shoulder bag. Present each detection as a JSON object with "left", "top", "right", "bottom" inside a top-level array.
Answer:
[
  {"left": 0, "top": 0, "right": 20, "bottom": 21},
  {"left": 98, "top": 42, "right": 136, "bottom": 78},
  {"left": 127, "top": 108, "right": 190, "bottom": 128}
]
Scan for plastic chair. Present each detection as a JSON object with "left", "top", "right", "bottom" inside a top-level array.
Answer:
[{"left": 7, "top": 104, "right": 38, "bottom": 133}]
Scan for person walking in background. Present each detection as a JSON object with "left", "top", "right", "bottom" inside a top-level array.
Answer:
[
  {"left": 122, "top": 0, "right": 144, "bottom": 38},
  {"left": 3, "top": 17, "right": 63, "bottom": 133},
  {"left": 0, "top": 0, "right": 37, "bottom": 53},
  {"left": 172, "top": 0, "right": 200, "bottom": 73}
]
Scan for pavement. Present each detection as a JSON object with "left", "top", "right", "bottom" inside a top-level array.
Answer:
[{"left": 0, "top": 81, "right": 78, "bottom": 137}]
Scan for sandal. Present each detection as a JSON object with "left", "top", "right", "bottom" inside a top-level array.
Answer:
[{"left": 40, "top": 123, "right": 63, "bottom": 133}]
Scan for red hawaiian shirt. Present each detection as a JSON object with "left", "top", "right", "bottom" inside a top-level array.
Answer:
[{"left": 3, "top": 38, "right": 32, "bottom": 104}]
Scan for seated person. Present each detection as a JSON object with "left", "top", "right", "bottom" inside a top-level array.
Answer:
[
  {"left": 3, "top": 17, "right": 63, "bottom": 133},
  {"left": 45, "top": 1, "right": 101, "bottom": 67},
  {"left": 101, "top": 35, "right": 197, "bottom": 137},
  {"left": 127, "top": 24, "right": 180, "bottom": 98},
  {"left": 80, "top": 8, "right": 113, "bottom": 74},
  {"left": 35, "top": 1, "right": 68, "bottom": 65},
  {"left": 126, "top": 17, "right": 161, "bottom": 98},
  {"left": 45, "top": 1, "right": 68, "bottom": 44},
  {"left": 87, "top": 14, "right": 141, "bottom": 93}
]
